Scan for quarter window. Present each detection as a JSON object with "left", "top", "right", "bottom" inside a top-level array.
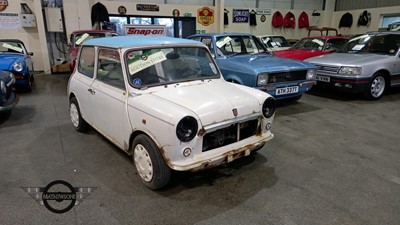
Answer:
[{"left": 78, "top": 46, "right": 95, "bottom": 78}]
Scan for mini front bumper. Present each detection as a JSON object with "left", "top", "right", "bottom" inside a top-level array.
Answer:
[
  {"left": 161, "top": 133, "right": 274, "bottom": 171},
  {"left": 0, "top": 92, "right": 19, "bottom": 112}
]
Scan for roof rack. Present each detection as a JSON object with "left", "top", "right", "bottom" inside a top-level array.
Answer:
[{"left": 307, "top": 27, "right": 338, "bottom": 36}]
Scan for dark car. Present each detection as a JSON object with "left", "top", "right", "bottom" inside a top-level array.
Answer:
[
  {"left": 188, "top": 33, "right": 317, "bottom": 101},
  {"left": 0, "top": 39, "right": 34, "bottom": 92},
  {"left": 0, "top": 70, "right": 18, "bottom": 112}
]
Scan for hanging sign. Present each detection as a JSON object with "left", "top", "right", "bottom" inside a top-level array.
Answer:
[
  {"left": 136, "top": 4, "right": 159, "bottom": 12},
  {"left": 118, "top": 6, "right": 127, "bottom": 15},
  {"left": 124, "top": 24, "right": 166, "bottom": 36},
  {"left": 233, "top": 9, "right": 249, "bottom": 23},
  {"left": 0, "top": 13, "right": 19, "bottom": 30},
  {"left": 197, "top": 7, "right": 214, "bottom": 26},
  {"left": 256, "top": 9, "right": 271, "bottom": 15}
]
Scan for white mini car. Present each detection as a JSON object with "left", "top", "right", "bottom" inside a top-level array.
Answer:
[{"left": 67, "top": 36, "right": 276, "bottom": 190}]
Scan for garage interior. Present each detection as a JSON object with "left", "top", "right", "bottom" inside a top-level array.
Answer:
[{"left": 1, "top": 0, "right": 400, "bottom": 224}]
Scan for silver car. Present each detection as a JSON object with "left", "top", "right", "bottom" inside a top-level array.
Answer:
[{"left": 305, "top": 32, "right": 400, "bottom": 100}]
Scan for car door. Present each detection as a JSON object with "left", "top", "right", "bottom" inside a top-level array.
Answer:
[
  {"left": 73, "top": 46, "right": 96, "bottom": 124},
  {"left": 89, "top": 48, "right": 128, "bottom": 148}
]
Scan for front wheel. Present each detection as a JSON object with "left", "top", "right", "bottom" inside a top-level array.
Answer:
[
  {"left": 365, "top": 73, "right": 386, "bottom": 100},
  {"left": 132, "top": 134, "right": 171, "bottom": 190}
]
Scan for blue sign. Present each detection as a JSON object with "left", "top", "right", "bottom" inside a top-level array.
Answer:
[{"left": 233, "top": 9, "right": 249, "bottom": 23}]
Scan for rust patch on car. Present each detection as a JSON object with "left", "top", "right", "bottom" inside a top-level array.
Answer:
[
  {"left": 159, "top": 146, "right": 174, "bottom": 169},
  {"left": 142, "top": 119, "right": 146, "bottom": 125},
  {"left": 197, "top": 127, "right": 206, "bottom": 137}
]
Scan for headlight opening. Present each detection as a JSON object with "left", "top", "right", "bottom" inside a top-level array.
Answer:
[
  {"left": 176, "top": 116, "right": 198, "bottom": 142},
  {"left": 13, "top": 62, "right": 24, "bottom": 72},
  {"left": 262, "top": 97, "right": 276, "bottom": 118}
]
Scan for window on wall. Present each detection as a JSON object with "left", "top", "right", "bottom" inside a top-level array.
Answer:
[
  {"left": 381, "top": 15, "right": 400, "bottom": 29},
  {"left": 109, "top": 15, "right": 175, "bottom": 37}
]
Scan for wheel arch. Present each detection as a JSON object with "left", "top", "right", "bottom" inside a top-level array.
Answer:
[
  {"left": 374, "top": 69, "right": 391, "bottom": 85},
  {"left": 128, "top": 130, "right": 173, "bottom": 169}
]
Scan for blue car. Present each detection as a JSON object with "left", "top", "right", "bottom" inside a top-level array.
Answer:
[
  {"left": 0, "top": 70, "right": 18, "bottom": 112},
  {"left": 0, "top": 39, "right": 34, "bottom": 92},
  {"left": 188, "top": 33, "right": 317, "bottom": 100}
]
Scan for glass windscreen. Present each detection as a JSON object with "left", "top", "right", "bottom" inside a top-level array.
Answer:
[
  {"left": 126, "top": 47, "right": 219, "bottom": 88},
  {"left": 291, "top": 38, "right": 325, "bottom": 50},
  {"left": 340, "top": 34, "right": 400, "bottom": 55},
  {"left": 215, "top": 35, "right": 267, "bottom": 56},
  {"left": 261, "top": 36, "right": 291, "bottom": 48},
  {"left": 0, "top": 41, "right": 25, "bottom": 54}
]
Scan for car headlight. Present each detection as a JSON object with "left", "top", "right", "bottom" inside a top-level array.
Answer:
[
  {"left": 306, "top": 69, "right": 316, "bottom": 80},
  {"left": 262, "top": 97, "right": 276, "bottom": 118},
  {"left": 0, "top": 80, "right": 6, "bottom": 95},
  {"left": 257, "top": 73, "right": 268, "bottom": 86},
  {"left": 12, "top": 62, "right": 24, "bottom": 72},
  {"left": 338, "top": 66, "right": 361, "bottom": 75},
  {"left": 176, "top": 116, "right": 198, "bottom": 142}
]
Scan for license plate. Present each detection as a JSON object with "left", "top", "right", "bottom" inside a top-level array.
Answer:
[
  {"left": 276, "top": 86, "right": 299, "bottom": 95},
  {"left": 316, "top": 75, "right": 330, "bottom": 82}
]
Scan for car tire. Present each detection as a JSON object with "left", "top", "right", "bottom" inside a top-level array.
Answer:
[
  {"left": 365, "top": 73, "right": 386, "bottom": 100},
  {"left": 132, "top": 134, "right": 171, "bottom": 190},
  {"left": 24, "top": 74, "right": 32, "bottom": 92},
  {"left": 69, "top": 97, "right": 89, "bottom": 132}
]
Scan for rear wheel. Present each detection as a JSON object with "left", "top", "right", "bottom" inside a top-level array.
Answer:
[
  {"left": 365, "top": 73, "right": 386, "bottom": 100},
  {"left": 69, "top": 97, "right": 89, "bottom": 132},
  {"left": 132, "top": 134, "right": 171, "bottom": 190}
]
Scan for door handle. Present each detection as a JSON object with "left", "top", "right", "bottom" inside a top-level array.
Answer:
[{"left": 88, "top": 88, "right": 95, "bottom": 94}]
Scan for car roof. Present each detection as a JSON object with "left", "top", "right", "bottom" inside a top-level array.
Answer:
[
  {"left": 82, "top": 36, "right": 204, "bottom": 48},
  {"left": 0, "top": 39, "right": 24, "bottom": 44},
  {"left": 71, "top": 29, "right": 118, "bottom": 35},
  {"left": 305, "top": 36, "right": 346, "bottom": 39},
  {"left": 189, "top": 32, "right": 254, "bottom": 37}
]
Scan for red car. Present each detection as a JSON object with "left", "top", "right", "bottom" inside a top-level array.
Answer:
[
  {"left": 273, "top": 35, "right": 348, "bottom": 61},
  {"left": 68, "top": 30, "right": 118, "bottom": 70},
  {"left": 273, "top": 27, "right": 349, "bottom": 61}
]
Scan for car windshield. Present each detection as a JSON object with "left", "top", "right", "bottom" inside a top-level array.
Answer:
[
  {"left": 126, "top": 46, "right": 220, "bottom": 88},
  {"left": 73, "top": 32, "right": 117, "bottom": 46},
  {"left": 339, "top": 33, "right": 400, "bottom": 55},
  {"left": 291, "top": 38, "right": 325, "bottom": 50},
  {"left": 215, "top": 35, "right": 267, "bottom": 57},
  {"left": 260, "top": 36, "right": 290, "bottom": 48},
  {"left": 0, "top": 41, "right": 25, "bottom": 54}
]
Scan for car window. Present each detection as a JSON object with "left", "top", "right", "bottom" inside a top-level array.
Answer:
[
  {"left": 292, "top": 38, "right": 325, "bottom": 50},
  {"left": 325, "top": 38, "right": 348, "bottom": 51},
  {"left": 200, "top": 37, "right": 215, "bottom": 56},
  {"left": 78, "top": 46, "right": 96, "bottom": 78},
  {"left": 216, "top": 35, "right": 266, "bottom": 57},
  {"left": 0, "top": 41, "right": 25, "bottom": 54},
  {"left": 125, "top": 47, "right": 219, "bottom": 88},
  {"left": 96, "top": 48, "right": 125, "bottom": 89},
  {"left": 261, "top": 36, "right": 290, "bottom": 48},
  {"left": 341, "top": 34, "right": 400, "bottom": 55}
]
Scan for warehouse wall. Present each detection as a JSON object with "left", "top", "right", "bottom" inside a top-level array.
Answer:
[{"left": 333, "top": 6, "right": 400, "bottom": 36}]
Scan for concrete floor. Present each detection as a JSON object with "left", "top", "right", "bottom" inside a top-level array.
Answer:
[{"left": 1, "top": 73, "right": 400, "bottom": 225}]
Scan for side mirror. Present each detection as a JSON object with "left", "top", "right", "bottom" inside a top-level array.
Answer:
[{"left": 28, "top": 52, "right": 34, "bottom": 56}]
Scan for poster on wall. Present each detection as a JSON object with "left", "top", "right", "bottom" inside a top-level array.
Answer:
[
  {"left": 197, "top": 7, "right": 214, "bottom": 26},
  {"left": 0, "top": 13, "right": 20, "bottom": 30},
  {"left": 124, "top": 24, "right": 166, "bottom": 36},
  {"left": 233, "top": 9, "right": 249, "bottom": 23}
]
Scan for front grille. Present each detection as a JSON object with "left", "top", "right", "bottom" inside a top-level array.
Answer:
[
  {"left": 268, "top": 70, "right": 307, "bottom": 83},
  {"left": 315, "top": 64, "right": 339, "bottom": 73},
  {"left": 202, "top": 119, "right": 259, "bottom": 152}
]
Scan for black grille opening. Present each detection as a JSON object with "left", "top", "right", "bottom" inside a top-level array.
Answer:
[
  {"left": 202, "top": 119, "right": 258, "bottom": 152},
  {"left": 268, "top": 70, "right": 307, "bottom": 83}
]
